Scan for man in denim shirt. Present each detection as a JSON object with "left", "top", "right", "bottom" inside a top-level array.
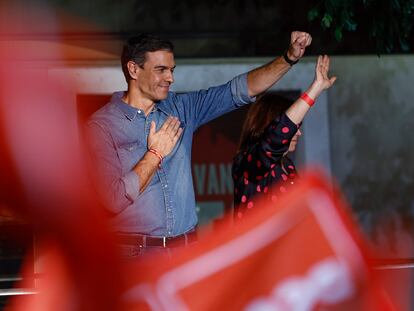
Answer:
[{"left": 86, "top": 32, "right": 311, "bottom": 254}]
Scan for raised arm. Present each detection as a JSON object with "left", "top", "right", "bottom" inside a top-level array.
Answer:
[
  {"left": 238, "top": 55, "right": 336, "bottom": 178},
  {"left": 247, "top": 31, "right": 312, "bottom": 97},
  {"left": 285, "top": 54, "right": 337, "bottom": 125}
]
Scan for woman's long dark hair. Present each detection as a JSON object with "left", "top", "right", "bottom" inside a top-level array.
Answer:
[{"left": 237, "top": 93, "right": 293, "bottom": 153}]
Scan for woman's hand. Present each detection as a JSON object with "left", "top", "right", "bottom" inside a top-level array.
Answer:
[
  {"left": 313, "top": 55, "right": 337, "bottom": 92},
  {"left": 285, "top": 55, "right": 337, "bottom": 124}
]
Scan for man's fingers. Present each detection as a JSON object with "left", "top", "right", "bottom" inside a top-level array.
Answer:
[
  {"left": 160, "top": 116, "right": 174, "bottom": 131},
  {"left": 291, "top": 32, "right": 311, "bottom": 47},
  {"left": 174, "top": 127, "right": 183, "bottom": 140},
  {"left": 149, "top": 121, "right": 156, "bottom": 136},
  {"left": 290, "top": 31, "right": 297, "bottom": 43},
  {"left": 159, "top": 116, "right": 182, "bottom": 141},
  {"left": 170, "top": 118, "right": 181, "bottom": 134},
  {"left": 160, "top": 116, "right": 171, "bottom": 130},
  {"left": 170, "top": 117, "right": 180, "bottom": 132},
  {"left": 299, "top": 35, "right": 307, "bottom": 46},
  {"left": 292, "top": 35, "right": 304, "bottom": 48},
  {"left": 305, "top": 33, "right": 312, "bottom": 47}
]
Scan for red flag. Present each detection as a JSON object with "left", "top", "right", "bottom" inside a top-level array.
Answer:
[{"left": 123, "top": 170, "right": 398, "bottom": 311}]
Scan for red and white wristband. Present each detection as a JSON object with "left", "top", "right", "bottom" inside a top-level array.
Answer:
[
  {"left": 148, "top": 148, "right": 163, "bottom": 167},
  {"left": 300, "top": 92, "right": 315, "bottom": 107}
]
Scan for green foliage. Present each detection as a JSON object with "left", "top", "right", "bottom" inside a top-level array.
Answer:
[{"left": 307, "top": 0, "right": 414, "bottom": 53}]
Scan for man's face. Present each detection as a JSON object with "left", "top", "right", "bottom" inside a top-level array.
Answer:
[{"left": 135, "top": 50, "right": 175, "bottom": 102}]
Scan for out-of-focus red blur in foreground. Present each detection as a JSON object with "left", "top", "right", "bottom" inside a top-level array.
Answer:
[
  {"left": 0, "top": 4, "right": 124, "bottom": 311},
  {"left": 0, "top": 4, "right": 407, "bottom": 311},
  {"left": 122, "top": 170, "right": 401, "bottom": 311}
]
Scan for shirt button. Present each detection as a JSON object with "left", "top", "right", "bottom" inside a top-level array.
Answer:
[
  {"left": 164, "top": 185, "right": 168, "bottom": 188},
  {"left": 167, "top": 208, "right": 172, "bottom": 212},
  {"left": 137, "top": 110, "right": 142, "bottom": 114}
]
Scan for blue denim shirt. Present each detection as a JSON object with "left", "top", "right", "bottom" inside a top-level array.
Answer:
[{"left": 86, "top": 73, "right": 253, "bottom": 237}]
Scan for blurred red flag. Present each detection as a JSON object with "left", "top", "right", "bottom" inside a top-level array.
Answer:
[
  {"left": 0, "top": 5, "right": 124, "bottom": 311},
  {"left": 123, "top": 170, "right": 398, "bottom": 311}
]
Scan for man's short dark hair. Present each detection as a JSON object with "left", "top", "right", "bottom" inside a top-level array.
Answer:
[{"left": 121, "top": 33, "right": 174, "bottom": 82}]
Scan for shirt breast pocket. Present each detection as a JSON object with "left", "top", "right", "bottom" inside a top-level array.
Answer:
[{"left": 117, "top": 141, "right": 144, "bottom": 172}]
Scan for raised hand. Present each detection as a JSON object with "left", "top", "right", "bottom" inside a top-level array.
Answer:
[
  {"left": 314, "top": 55, "right": 337, "bottom": 91},
  {"left": 286, "top": 31, "right": 312, "bottom": 62},
  {"left": 285, "top": 55, "right": 336, "bottom": 125},
  {"left": 147, "top": 116, "right": 183, "bottom": 157}
]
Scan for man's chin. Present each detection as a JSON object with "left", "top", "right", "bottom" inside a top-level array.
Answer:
[{"left": 154, "top": 93, "right": 169, "bottom": 101}]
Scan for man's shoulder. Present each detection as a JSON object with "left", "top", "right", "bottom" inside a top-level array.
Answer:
[
  {"left": 159, "top": 88, "right": 211, "bottom": 108},
  {"left": 158, "top": 90, "right": 205, "bottom": 114},
  {"left": 158, "top": 91, "right": 181, "bottom": 113},
  {"left": 87, "top": 101, "right": 121, "bottom": 127}
]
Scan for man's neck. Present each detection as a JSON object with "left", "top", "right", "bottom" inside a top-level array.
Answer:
[{"left": 122, "top": 89, "right": 155, "bottom": 116}]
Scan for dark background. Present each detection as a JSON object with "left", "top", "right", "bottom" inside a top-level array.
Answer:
[{"left": 6, "top": 0, "right": 414, "bottom": 58}]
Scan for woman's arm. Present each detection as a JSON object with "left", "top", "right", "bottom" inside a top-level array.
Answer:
[
  {"left": 286, "top": 55, "right": 337, "bottom": 124},
  {"left": 234, "top": 55, "right": 337, "bottom": 180}
]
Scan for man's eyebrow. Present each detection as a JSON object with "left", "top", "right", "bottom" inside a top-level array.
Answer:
[{"left": 154, "top": 65, "right": 176, "bottom": 70}]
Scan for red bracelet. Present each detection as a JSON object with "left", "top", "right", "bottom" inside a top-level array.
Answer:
[
  {"left": 148, "top": 148, "right": 163, "bottom": 167},
  {"left": 300, "top": 92, "right": 315, "bottom": 107}
]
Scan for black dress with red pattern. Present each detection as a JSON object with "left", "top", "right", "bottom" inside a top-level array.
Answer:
[{"left": 232, "top": 113, "right": 299, "bottom": 220}]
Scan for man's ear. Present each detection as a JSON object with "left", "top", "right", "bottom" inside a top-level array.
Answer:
[{"left": 127, "top": 61, "right": 138, "bottom": 80}]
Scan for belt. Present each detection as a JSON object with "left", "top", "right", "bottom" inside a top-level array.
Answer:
[{"left": 116, "top": 230, "right": 197, "bottom": 248}]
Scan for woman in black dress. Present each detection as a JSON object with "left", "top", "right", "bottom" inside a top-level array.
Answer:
[{"left": 232, "top": 55, "right": 336, "bottom": 220}]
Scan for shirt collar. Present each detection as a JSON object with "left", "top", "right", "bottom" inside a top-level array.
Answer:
[
  {"left": 156, "top": 100, "right": 170, "bottom": 115},
  {"left": 110, "top": 91, "right": 141, "bottom": 120},
  {"left": 111, "top": 91, "right": 171, "bottom": 119}
]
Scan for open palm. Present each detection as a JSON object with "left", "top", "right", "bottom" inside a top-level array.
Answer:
[{"left": 315, "top": 55, "right": 337, "bottom": 91}]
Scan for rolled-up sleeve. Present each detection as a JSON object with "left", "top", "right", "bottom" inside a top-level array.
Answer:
[
  {"left": 85, "top": 121, "right": 140, "bottom": 214},
  {"left": 230, "top": 72, "right": 256, "bottom": 105},
  {"left": 177, "top": 72, "right": 257, "bottom": 130},
  {"left": 121, "top": 170, "right": 140, "bottom": 202}
]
